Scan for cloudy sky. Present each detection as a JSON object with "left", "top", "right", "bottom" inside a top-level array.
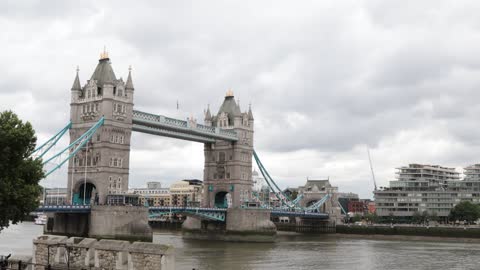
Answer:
[{"left": 2, "top": 1, "right": 480, "bottom": 198}]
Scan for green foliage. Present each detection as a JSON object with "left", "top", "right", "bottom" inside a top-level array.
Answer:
[
  {"left": 290, "top": 190, "right": 298, "bottom": 200},
  {"left": 429, "top": 211, "right": 439, "bottom": 222},
  {"left": 449, "top": 201, "right": 480, "bottom": 223},
  {"left": 412, "top": 211, "right": 423, "bottom": 224},
  {"left": 0, "top": 111, "right": 44, "bottom": 231},
  {"left": 364, "top": 212, "right": 378, "bottom": 223},
  {"left": 352, "top": 213, "right": 362, "bottom": 222}
]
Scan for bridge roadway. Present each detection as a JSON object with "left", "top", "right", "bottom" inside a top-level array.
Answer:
[
  {"left": 37, "top": 205, "right": 329, "bottom": 221},
  {"left": 132, "top": 110, "right": 238, "bottom": 143}
]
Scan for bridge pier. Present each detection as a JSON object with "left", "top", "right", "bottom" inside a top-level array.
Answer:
[
  {"left": 44, "top": 212, "right": 90, "bottom": 237},
  {"left": 182, "top": 208, "right": 276, "bottom": 242},
  {"left": 44, "top": 206, "right": 152, "bottom": 242}
]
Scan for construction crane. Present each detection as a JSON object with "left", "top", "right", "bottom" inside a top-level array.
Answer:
[{"left": 367, "top": 147, "right": 378, "bottom": 191}]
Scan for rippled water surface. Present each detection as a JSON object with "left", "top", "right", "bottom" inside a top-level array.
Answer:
[{"left": 1, "top": 223, "right": 480, "bottom": 270}]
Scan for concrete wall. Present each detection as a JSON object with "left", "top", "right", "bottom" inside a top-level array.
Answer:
[
  {"left": 182, "top": 209, "right": 277, "bottom": 242},
  {"left": 44, "top": 213, "right": 89, "bottom": 237},
  {"left": 226, "top": 208, "right": 276, "bottom": 235},
  {"left": 32, "top": 235, "right": 174, "bottom": 270},
  {"left": 89, "top": 205, "right": 152, "bottom": 242}
]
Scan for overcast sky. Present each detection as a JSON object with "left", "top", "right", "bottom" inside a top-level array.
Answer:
[{"left": 2, "top": 1, "right": 480, "bottom": 198}]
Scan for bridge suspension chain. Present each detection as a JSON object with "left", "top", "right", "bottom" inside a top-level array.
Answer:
[
  {"left": 305, "top": 193, "right": 331, "bottom": 211},
  {"left": 253, "top": 150, "right": 295, "bottom": 208},
  {"left": 42, "top": 117, "right": 105, "bottom": 177},
  {"left": 32, "top": 122, "right": 72, "bottom": 159}
]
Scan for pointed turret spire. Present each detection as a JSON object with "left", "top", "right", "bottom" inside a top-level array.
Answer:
[
  {"left": 71, "top": 66, "right": 81, "bottom": 91},
  {"left": 125, "top": 65, "right": 134, "bottom": 90},
  {"left": 248, "top": 103, "right": 254, "bottom": 120},
  {"left": 205, "top": 104, "right": 212, "bottom": 120}
]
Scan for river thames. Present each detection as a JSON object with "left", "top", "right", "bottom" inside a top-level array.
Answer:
[{"left": 1, "top": 222, "right": 480, "bottom": 270}]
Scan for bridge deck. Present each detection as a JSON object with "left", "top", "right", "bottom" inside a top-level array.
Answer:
[
  {"left": 132, "top": 110, "right": 238, "bottom": 142},
  {"left": 36, "top": 205, "right": 329, "bottom": 219}
]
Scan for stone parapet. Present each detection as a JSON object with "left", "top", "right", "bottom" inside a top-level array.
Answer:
[{"left": 31, "top": 235, "right": 174, "bottom": 270}]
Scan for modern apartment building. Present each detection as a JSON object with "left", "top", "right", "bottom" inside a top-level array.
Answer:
[
  {"left": 131, "top": 181, "right": 171, "bottom": 206},
  {"left": 374, "top": 164, "right": 480, "bottom": 220}
]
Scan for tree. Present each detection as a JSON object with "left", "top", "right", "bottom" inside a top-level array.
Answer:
[
  {"left": 352, "top": 213, "right": 362, "bottom": 222},
  {"left": 429, "top": 211, "right": 439, "bottom": 222},
  {"left": 364, "top": 212, "right": 378, "bottom": 224},
  {"left": 412, "top": 211, "right": 422, "bottom": 224},
  {"left": 290, "top": 190, "right": 298, "bottom": 200},
  {"left": 449, "top": 201, "right": 480, "bottom": 223},
  {"left": 0, "top": 111, "right": 44, "bottom": 231},
  {"left": 421, "top": 210, "right": 429, "bottom": 224}
]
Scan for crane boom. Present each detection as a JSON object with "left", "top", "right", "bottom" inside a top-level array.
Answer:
[{"left": 367, "top": 148, "right": 378, "bottom": 191}]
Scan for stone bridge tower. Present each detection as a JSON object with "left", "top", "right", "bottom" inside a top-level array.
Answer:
[
  {"left": 202, "top": 90, "right": 255, "bottom": 208},
  {"left": 67, "top": 51, "right": 134, "bottom": 204}
]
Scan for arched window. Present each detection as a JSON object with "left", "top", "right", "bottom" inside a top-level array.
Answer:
[
  {"left": 118, "top": 89, "right": 123, "bottom": 97},
  {"left": 87, "top": 90, "right": 91, "bottom": 98},
  {"left": 113, "top": 158, "right": 118, "bottom": 167}
]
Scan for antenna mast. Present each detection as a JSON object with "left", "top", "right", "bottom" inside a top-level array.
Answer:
[{"left": 367, "top": 147, "right": 378, "bottom": 191}]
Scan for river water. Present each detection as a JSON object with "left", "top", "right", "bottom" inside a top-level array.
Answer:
[{"left": 1, "top": 222, "right": 480, "bottom": 270}]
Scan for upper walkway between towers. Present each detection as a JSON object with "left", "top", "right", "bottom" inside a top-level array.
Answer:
[{"left": 132, "top": 110, "right": 238, "bottom": 143}]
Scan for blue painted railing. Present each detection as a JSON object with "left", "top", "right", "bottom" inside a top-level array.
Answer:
[{"left": 132, "top": 110, "right": 238, "bottom": 142}]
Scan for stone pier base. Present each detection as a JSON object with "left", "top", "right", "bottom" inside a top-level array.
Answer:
[
  {"left": 89, "top": 205, "right": 152, "bottom": 242},
  {"left": 44, "top": 206, "right": 153, "bottom": 242},
  {"left": 182, "top": 208, "right": 276, "bottom": 242}
]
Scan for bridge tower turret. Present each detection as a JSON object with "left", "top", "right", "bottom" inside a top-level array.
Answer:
[
  {"left": 67, "top": 51, "right": 134, "bottom": 204},
  {"left": 202, "top": 90, "right": 254, "bottom": 208}
]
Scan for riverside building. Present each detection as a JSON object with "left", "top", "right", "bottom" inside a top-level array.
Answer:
[{"left": 374, "top": 163, "right": 480, "bottom": 221}]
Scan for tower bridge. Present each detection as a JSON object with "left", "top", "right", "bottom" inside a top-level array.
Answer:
[{"left": 38, "top": 52, "right": 336, "bottom": 242}]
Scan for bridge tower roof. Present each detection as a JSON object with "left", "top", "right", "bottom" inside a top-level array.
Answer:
[
  {"left": 71, "top": 66, "right": 81, "bottom": 91},
  {"left": 217, "top": 89, "right": 241, "bottom": 122},
  {"left": 90, "top": 49, "right": 117, "bottom": 86},
  {"left": 125, "top": 65, "right": 134, "bottom": 90}
]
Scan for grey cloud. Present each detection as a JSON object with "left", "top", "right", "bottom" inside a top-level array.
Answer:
[{"left": 3, "top": 1, "right": 480, "bottom": 196}]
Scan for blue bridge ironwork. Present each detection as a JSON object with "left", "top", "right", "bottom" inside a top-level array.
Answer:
[
  {"left": 132, "top": 110, "right": 238, "bottom": 143},
  {"left": 36, "top": 205, "right": 329, "bottom": 221}
]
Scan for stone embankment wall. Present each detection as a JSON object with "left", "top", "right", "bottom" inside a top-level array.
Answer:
[
  {"left": 32, "top": 235, "right": 174, "bottom": 270},
  {"left": 337, "top": 224, "right": 480, "bottom": 238}
]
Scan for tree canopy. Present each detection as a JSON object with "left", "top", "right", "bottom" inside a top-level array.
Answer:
[
  {"left": 449, "top": 201, "right": 480, "bottom": 223},
  {"left": 0, "top": 111, "right": 44, "bottom": 231}
]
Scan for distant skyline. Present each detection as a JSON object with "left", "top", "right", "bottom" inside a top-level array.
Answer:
[{"left": 2, "top": 1, "right": 480, "bottom": 199}]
